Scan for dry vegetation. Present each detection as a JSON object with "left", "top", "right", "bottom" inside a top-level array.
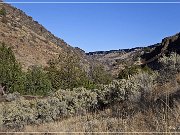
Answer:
[
  {"left": 12, "top": 92, "right": 180, "bottom": 134},
  {"left": 1, "top": 54, "right": 180, "bottom": 134}
]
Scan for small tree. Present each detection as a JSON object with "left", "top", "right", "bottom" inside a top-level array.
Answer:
[
  {"left": 47, "top": 50, "right": 94, "bottom": 90},
  {"left": 90, "top": 64, "right": 112, "bottom": 85},
  {"left": 0, "top": 43, "right": 25, "bottom": 93},
  {"left": 118, "top": 66, "right": 139, "bottom": 79},
  {"left": 25, "top": 66, "right": 52, "bottom": 96}
]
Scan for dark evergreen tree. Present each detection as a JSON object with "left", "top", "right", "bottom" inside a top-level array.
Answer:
[
  {"left": 0, "top": 43, "right": 25, "bottom": 93},
  {"left": 25, "top": 66, "right": 52, "bottom": 96}
]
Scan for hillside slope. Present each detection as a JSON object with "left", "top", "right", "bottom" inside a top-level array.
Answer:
[
  {"left": 141, "top": 32, "right": 180, "bottom": 66},
  {"left": 0, "top": 3, "right": 90, "bottom": 70},
  {"left": 87, "top": 45, "right": 159, "bottom": 76},
  {"left": 87, "top": 33, "right": 180, "bottom": 76}
]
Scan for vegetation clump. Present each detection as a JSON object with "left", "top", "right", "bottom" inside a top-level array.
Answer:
[
  {"left": 0, "top": 7, "right": 6, "bottom": 16},
  {"left": 0, "top": 43, "right": 112, "bottom": 96},
  {"left": 25, "top": 66, "right": 52, "bottom": 96},
  {"left": 158, "top": 52, "right": 180, "bottom": 83},
  {"left": 46, "top": 50, "right": 112, "bottom": 90},
  {"left": 0, "top": 70, "right": 158, "bottom": 130},
  {"left": 90, "top": 65, "right": 112, "bottom": 85},
  {"left": 0, "top": 43, "right": 52, "bottom": 96},
  {"left": 118, "top": 65, "right": 153, "bottom": 80},
  {"left": 46, "top": 51, "right": 91, "bottom": 90},
  {"left": 118, "top": 66, "right": 139, "bottom": 79},
  {"left": 0, "top": 7, "right": 8, "bottom": 24},
  {"left": 0, "top": 43, "right": 25, "bottom": 93}
]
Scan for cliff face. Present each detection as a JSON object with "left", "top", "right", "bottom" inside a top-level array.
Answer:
[
  {"left": 141, "top": 33, "right": 180, "bottom": 65},
  {"left": 0, "top": 3, "right": 90, "bottom": 70},
  {"left": 164, "top": 33, "right": 180, "bottom": 54}
]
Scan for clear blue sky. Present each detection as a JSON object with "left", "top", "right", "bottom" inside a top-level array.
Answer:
[{"left": 4, "top": 0, "right": 180, "bottom": 52}]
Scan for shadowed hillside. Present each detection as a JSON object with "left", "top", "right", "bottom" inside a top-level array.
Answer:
[{"left": 141, "top": 33, "right": 180, "bottom": 65}]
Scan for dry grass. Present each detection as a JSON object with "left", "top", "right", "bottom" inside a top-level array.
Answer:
[
  {"left": 21, "top": 103, "right": 180, "bottom": 135},
  {"left": 21, "top": 81, "right": 180, "bottom": 134}
]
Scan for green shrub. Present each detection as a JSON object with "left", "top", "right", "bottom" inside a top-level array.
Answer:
[
  {"left": 118, "top": 66, "right": 139, "bottom": 79},
  {"left": 46, "top": 51, "right": 97, "bottom": 90},
  {"left": 90, "top": 65, "right": 112, "bottom": 85},
  {"left": 0, "top": 7, "right": 6, "bottom": 16},
  {"left": 0, "top": 43, "right": 53, "bottom": 96},
  {"left": 25, "top": 66, "right": 52, "bottom": 96},
  {"left": 143, "top": 47, "right": 151, "bottom": 53},
  {"left": 141, "top": 65, "right": 153, "bottom": 74},
  {"left": 118, "top": 65, "right": 153, "bottom": 80}
]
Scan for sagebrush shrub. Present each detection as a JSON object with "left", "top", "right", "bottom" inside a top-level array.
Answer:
[
  {"left": 4, "top": 92, "right": 20, "bottom": 102},
  {"left": 158, "top": 52, "right": 180, "bottom": 83},
  {"left": 0, "top": 71, "right": 158, "bottom": 130},
  {"left": 2, "top": 97, "right": 35, "bottom": 129},
  {"left": 53, "top": 88, "right": 98, "bottom": 114}
]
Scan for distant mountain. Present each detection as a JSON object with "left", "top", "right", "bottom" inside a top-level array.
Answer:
[{"left": 86, "top": 44, "right": 158, "bottom": 56}]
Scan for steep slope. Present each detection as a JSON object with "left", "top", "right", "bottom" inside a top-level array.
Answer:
[
  {"left": 0, "top": 3, "right": 90, "bottom": 70},
  {"left": 141, "top": 32, "right": 180, "bottom": 66}
]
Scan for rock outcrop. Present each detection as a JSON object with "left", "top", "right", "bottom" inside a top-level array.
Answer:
[{"left": 141, "top": 33, "right": 180, "bottom": 65}]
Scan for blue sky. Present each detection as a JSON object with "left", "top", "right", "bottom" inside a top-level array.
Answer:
[{"left": 4, "top": 0, "right": 180, "bottom": 52}]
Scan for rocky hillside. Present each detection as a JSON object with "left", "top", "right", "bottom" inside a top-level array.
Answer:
[
  {"left": 0, "top": 3, "right": 91, "bottom": 70},
  {"left": 87, "top": 44, "right": 158, "bottom": 76},
  {"left": 141, "top": 33, "right": 180, "bottom": 66},
  {"left": 87, "top": 33, "right": 180, "bottom": 76}
]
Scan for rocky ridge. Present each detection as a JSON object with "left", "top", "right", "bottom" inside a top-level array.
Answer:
[{"left": 141, "top": 32, "right": 180, "bottom": 66}]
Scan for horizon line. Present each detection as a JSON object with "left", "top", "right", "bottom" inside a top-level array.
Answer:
[{"left": 1, "top": 1, "right": 180, "bottom": 4}]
